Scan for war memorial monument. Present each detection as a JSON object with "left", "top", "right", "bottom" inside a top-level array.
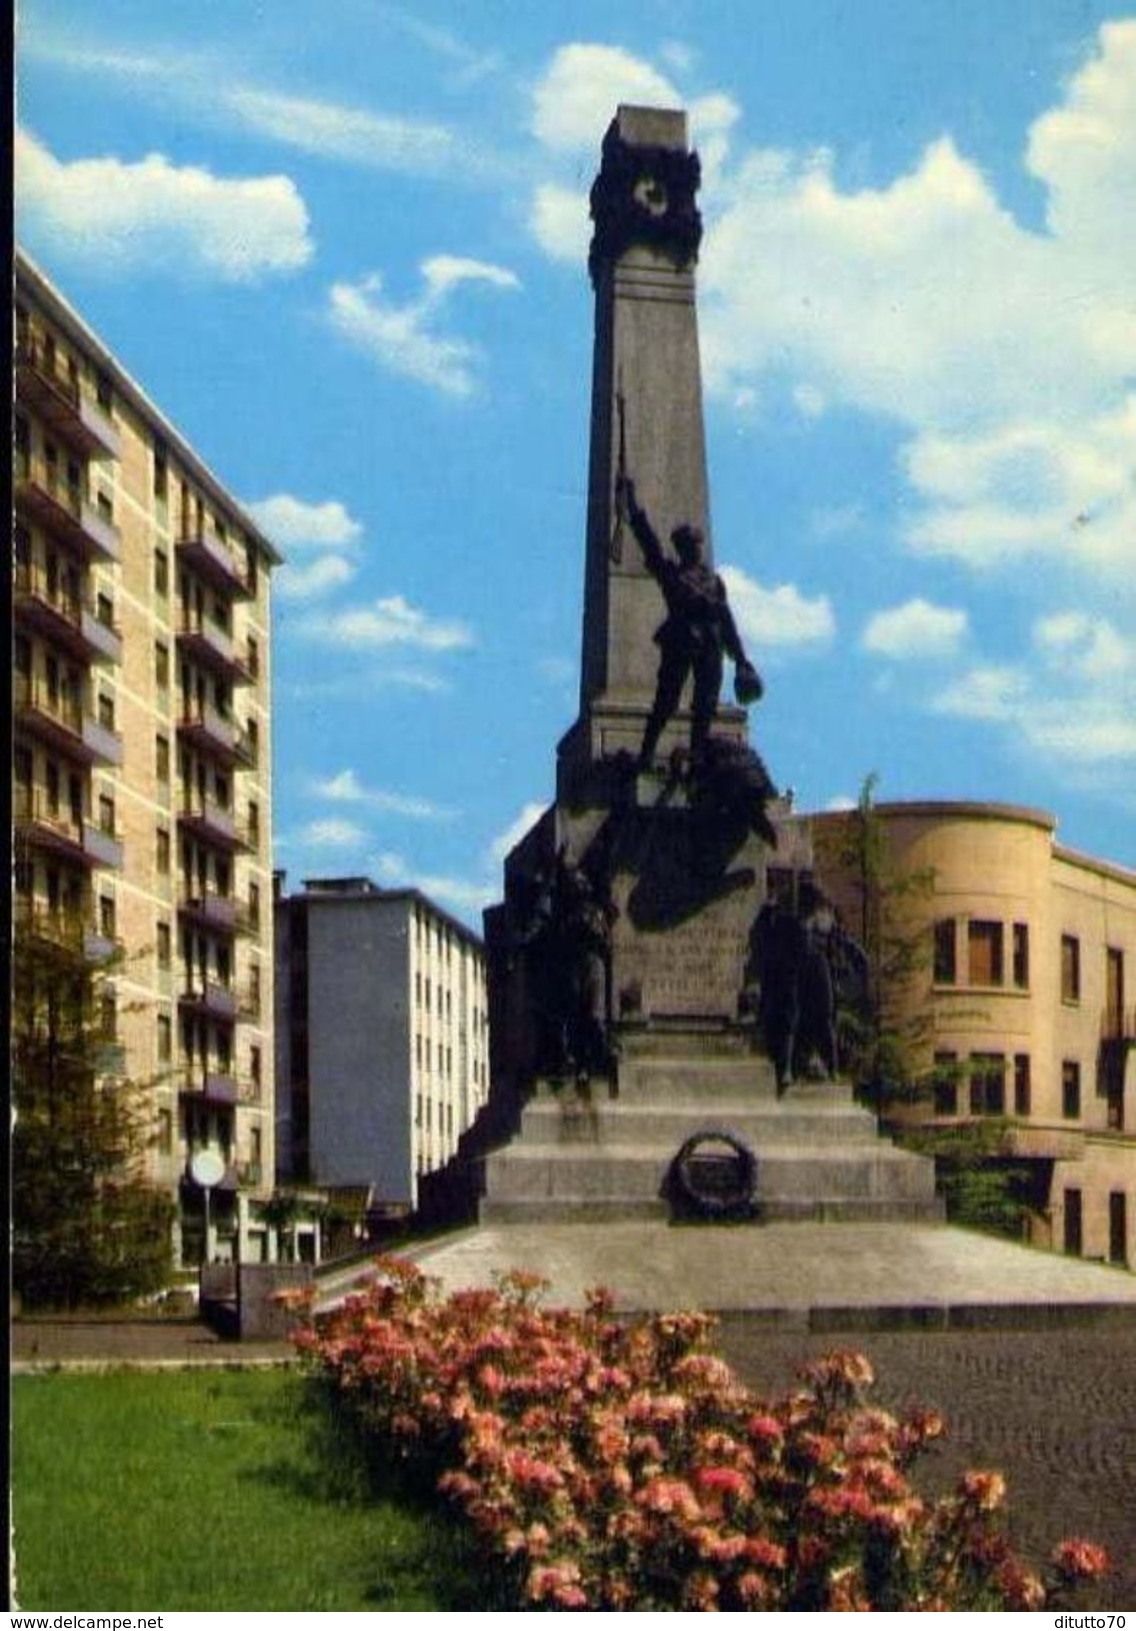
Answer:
[{"left": 446, "top": 105, "right": 942, "bottom": 1230}]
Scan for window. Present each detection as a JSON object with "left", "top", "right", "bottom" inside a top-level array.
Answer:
[
  {"left": 157, "top": 920, "right": 171, "bottom": 968},
  {"left": 933, "top": 1052, "right": 958, "bottom": 1115},
  {"left": 968, "top": 1053, "right": 1005, "bottom": 1116},
  {"left": 968, "top": 921, "right": 1004, "bottom": 986},
  {"left": 1012, "top": 923, "right": 1029, "bottom": 989},
  {"left": 248, "top": 881, "right": 260, "bottom": 930},
  {"left": 97, "top": 592, "right": 114, "bottom": 628},
  {"left": 154, "top": 549, "right": 169, "bottom": 597},
  {"left": 1013, "top": 1054, "right": 1031, "bottom": 1116},
  {"left": 932, "top": 920, "right": 956, "bottom": 983},
  {"left": 156, "top": 734, "right": 170, "bottom": 782},
  {"left": 153, "top": 438, "right": 168, "bottom": 501},
  {"left": 156, "top": 827, "right": 171, "bottom": 874},
  {"left": 98, "top": 793, "right": 115, "bottom": 834},
  {"left": 1110, "top": 1192, "right": 1128, "bottom": 1267},
  {"left": 154, "top": 1107, "right": 172, "bottom": 1155},
  {"left": 248, "top": 801, "right": 260, "bottom": 845},
  {"left": 1064, "top": 1189, "right": 1083, "bottom": 1256},
  {"left": 247, "top": 636, "right": 260, "bottom": 679},
  {"left": 96, "top": 371, "right": 113, "bottom": 412},
  {"left": 155, "top": 641, "right": 170, "bottom": 690},
  {"left": 1062, "top": 1060, "right": 1081, "bottom": 1120},
  {"left": 99, "top": 895, "right": 117, "bottom": 938},
  {"left": 97, "top": 692, "right": 116, "bottom": 730},
  {"left": 250, "top": 1045, "right": 262, "bottom": 1087},
  {"left": 1061, "top": 935, "right": 1081, "bottom": 1002}
]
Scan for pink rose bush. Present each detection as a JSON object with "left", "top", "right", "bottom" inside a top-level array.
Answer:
[{"left": 291, "top": 1257, "right": 1108, "bottom": 1611}]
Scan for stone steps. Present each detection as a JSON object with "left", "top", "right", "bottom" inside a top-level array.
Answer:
[
  {"left": 518, "top": 1098, "right": 883, "bottom": 1146},
  {"left": 479, "top": 1054, "right": 942, "bottom": 1227}
]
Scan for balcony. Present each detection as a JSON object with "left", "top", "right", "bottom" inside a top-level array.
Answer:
[
  {"left": 83, "top": 819, "right": 125, "bottom": 870},
  {"left": 14, "top": 453, "right": 121, "bottom": 562},
  {"left": 14, "top": 566, "right": 124, "bottom": 667},
  {"left": 16, "top": 339, "right": 122, "bottom": 458},
  {"left": 177, "top": 704, "right": 256, "bottom": 768},
  {"left": 13, "top": 900, "right": 119, "bottom": 963},
  {"left": 179, "top": 1070, "right": 240, "bottom": 1110},
  {"left": 15, "top": 675, "right": 124, "bottom": 767},
  {"left": 177, "top": 797, "right": 253, "bottom": 852},
  {"left": 177, "top": 616, "right": 253, "bottom": 684},
  {"left": 177, "top": 524, "right": 253, "bottom": 599},
  {"left": 179, "top": 980, "right": 238, "bottom": 1022},
  {"left": 14, "top": 788, "right": 83, "bottom": 865},
  {"left": 179, "top": 891, "right": 237, "bottom": 934}
]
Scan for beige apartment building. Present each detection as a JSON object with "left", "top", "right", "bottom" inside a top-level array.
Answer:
[
  {"left": 14, "top": 250, "right": 281, "bottom": 1266},
  {"left": 812, "top": 801, "right": 1136, "bottom": 1268}
]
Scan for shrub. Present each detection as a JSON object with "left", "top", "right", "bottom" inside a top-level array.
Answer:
[{"left": 291, "top": 1258, "right": 1108, "bottom": 1612}]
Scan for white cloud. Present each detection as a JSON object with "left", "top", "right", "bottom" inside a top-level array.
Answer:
[
  {"left": 531, "top": 45, "right": 682, "bottom": 153},
  {"left": 1034, "top": 611, "right": 1135, "bottom": 679},
  {"left": 311, "top": 770, "right": 452, "bottom": 821},
  {"left": 300, "top": 593, "right": 474, "bottom": 651},
  {"left": 245, "top": 495, "right": 363, "bottom": 550},
  {"left": 328, "top": 260, "right": 519, "bottom": 396},
  {"left": 811, "top": 504, "right": 864, "bottom": 539},
  {"left": 694, "top": 22, "right": 1136, "bottom": 587},
  {"left": 372, "top": 851, "right": 496, "bottom": 918},
  {"left": 862, "top": 598, "right": 968, "bottom": 660},
  {"left": 422, "top": 255, "right": 520, "bottom": 297},
  {"left": 718, "top": 565, "right": 835, "bottom": 648},
  {"left": 247, "top": 495, "right": 363, "bottom": 600},
  {"left": 21, "top": 33, "right": 506, "bottom": 182},
  {"left": 488, "top": 801, "right": 549, "bottom": 865},
  {"left": 530, "top": 183, "right": 590, "bottom": 262},
  {"left": 226, "top": 87, "right": 463, "bottom": 175},
  {"left": 933, "top": 665, "right": 1030, "bottom": 722},
  {"left": 275, "top": 556, "right": 356, "bottom": 601},
  {"left": 297, "top": 817, "right": 369, "bottom": 849},
  {"left": 15, "top": 127, "right": 312, "bottom": 281}
]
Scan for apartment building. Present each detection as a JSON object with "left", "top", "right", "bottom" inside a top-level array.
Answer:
[
  {"left": 13, "top": 250, "right": 281, "bottom": 1266},
  {"left": 812, "top": 800, "right": 1136, "bottom": 1267},
  {"left": 274, "top": 876, "right": 491, "bottom": 1219}
]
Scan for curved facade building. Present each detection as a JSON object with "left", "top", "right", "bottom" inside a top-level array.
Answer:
[{"left": 811, "top": 801, "right": 1136, "bottom": 1268}]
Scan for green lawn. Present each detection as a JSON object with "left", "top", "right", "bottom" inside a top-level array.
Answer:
[{"left": 11, "top": 1367, "right": 480, "bottom": 1611}]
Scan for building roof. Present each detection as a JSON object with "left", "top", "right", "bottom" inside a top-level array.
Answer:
[
  {"left": 281, "top": 874, "right": 486, "bottom": 951},
  {"left": 15, "top": 247, "right": 284, "bottom": 567}
]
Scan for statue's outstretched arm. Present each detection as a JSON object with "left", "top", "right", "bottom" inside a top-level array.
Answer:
[{"left": 618, "top": 477, "right": 664, "bottom": 577}]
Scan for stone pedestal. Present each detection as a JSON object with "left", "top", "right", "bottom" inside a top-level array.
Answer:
[{"left": 480, "top": 1038, "right": 943, "bottom": 1225}]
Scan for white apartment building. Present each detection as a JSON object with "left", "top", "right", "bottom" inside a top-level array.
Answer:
[{"left": 274, "top": 876, "right": 490, "bottom": 1216}]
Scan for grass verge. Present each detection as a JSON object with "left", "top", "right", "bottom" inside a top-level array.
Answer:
[{"left": 11, "top": 1367, "right": 482, "bottom": 1611}]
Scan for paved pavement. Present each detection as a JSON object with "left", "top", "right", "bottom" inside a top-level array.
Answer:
[
  {"left": 716, "top": 1324, "right": 1136, "bottom": 1609},
  {"left": 400, "top": 1217, "right": 1136, "bottom": 1326},
  {"left": 14, "top": 1220, "right": 1136, "bottom": 1609}
]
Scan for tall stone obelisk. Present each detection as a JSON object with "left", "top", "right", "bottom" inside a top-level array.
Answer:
[
  {"left": 558, "top": 104, "right": 748, "bottom": 799},
  {"left": 461, "top": 107, "right": 939, "bottom": 1230}
]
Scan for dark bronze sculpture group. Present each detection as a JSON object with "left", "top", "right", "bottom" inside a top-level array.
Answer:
[{"left": 512, "top": 476, "right": 866, "bottom": 1090}]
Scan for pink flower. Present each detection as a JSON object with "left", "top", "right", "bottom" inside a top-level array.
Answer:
[
  {"left": 958, "top": 1469, "right": 1007, "bottom": 1512},
  {"left": 1051, "top": 1538, "right": 1110, "bottom": 1580},
  {"left": 527, "top": 1562, "right": 588, "bottom": 1608}
]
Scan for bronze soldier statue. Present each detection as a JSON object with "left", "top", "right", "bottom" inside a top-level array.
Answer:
[{"left": 618, "top": 476, "right": 762, "bottom": 770}]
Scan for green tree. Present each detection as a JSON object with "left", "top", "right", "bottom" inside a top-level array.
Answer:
[
  {"left": 814, "top": 774, "right": 937, "bottom": 1108},
  {"left": 12, "top": 917, "right": 173, "bottom": 1308}
]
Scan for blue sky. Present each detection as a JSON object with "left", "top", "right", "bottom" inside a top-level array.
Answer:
[{"left": 17, "top": 1, "right": 1136, "bottom": 925}]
